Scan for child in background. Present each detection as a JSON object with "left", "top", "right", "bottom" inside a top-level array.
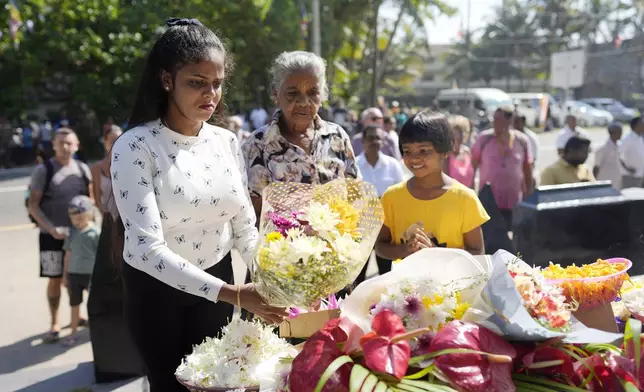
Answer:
[
  {"left": 62, "top": 195, "right": 100, "bottom": 346},
  {"left": 445, "top": 115, "right": 475, "bottom": 188},
  {"left": 375, "top": 110, "right": 490, "bottom": 259}
]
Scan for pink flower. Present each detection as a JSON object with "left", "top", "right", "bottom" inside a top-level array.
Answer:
[{"left": 404, "top": 296, "right": 423, "bottom": 317}]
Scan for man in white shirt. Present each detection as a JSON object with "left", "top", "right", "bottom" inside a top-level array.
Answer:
[
  {"left": 355, "top": 125, "right": 405, "bottom": 284},
  {"left": 556, "top": 115, "right": 590, "bottom": 155},
  {"left": 356, "top": 126, "right": 405, "bottom": 197},
  {"left": 621, "top": 116, "right": 644, "bottom": 188},
  {"left": 249, "top": 104, "right": 268, "bottom": 131},
  {"left": 593, "top": 122, "right": 623, "bottom": 189}
]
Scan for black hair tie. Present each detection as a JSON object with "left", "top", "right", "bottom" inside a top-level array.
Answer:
[{"left": 165, "top": 18, "right": 202, "bottom": 27}]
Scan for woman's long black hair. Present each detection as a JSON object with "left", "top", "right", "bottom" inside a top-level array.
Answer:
[
  {"left": 127, "top": 18, "right": 232, "bottom": 130},
  {"left": 111, "top": 18, "right": 232, "bottom": 270}
]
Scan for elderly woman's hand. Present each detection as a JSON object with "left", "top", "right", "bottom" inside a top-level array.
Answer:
[{"left": 219, "top": 283, "right": 289, "bottom": 324}]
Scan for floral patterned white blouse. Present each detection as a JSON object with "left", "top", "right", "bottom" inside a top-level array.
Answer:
[{"left": 241, "top": 112, "right": 360, "bottom": 199}]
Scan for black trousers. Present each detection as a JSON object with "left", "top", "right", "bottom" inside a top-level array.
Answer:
[{"left": 122, "top": 254, "right": 234, "bottom": 392}]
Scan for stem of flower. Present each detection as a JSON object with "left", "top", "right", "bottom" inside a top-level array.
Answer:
[
  {"left": 526, "top": 360, "right": 565, "bottom": 369},
  {"left": 391, "top": 328, "right": 432, "bottom": 344},
  {"left": 409, "top": 348, "right": 513, "bottom": 365}
]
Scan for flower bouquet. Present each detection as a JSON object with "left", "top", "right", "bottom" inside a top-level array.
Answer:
[
  {"left": 175, "top": 317, "right": 298, "bottom": 391},
  {"left": 253, "top": 179, "right": 383, "bottom": 308},
  {"left": 542, "top": 258, "right": 632, "bottom": 309},
  {"left": 506, "top": 256, "right": 575, "bottom": 332},
  {"left": 478, "top": 250, "right": 622, "bottom": 343},
  {"left": 341, "top": 248, "right": 493, "bottom": 336}
]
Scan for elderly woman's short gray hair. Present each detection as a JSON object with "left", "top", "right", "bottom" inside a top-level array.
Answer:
[{"left": 269, "top": 51, "right": 329, "bottom": 102}]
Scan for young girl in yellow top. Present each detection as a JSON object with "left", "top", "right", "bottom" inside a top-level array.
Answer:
[{"left": 376, "top": 110, "right": 490, "bottom": 259}]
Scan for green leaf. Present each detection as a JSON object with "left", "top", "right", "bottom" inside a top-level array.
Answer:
[
  {"left": 513, "top": 374, "right": 588, "bottom": 392},
  {"left": 625, "top": 318, "right": 642, "bottom": 374},
  {"left": 349, "top": 364, "right": 370, "bottom": 392},
  {"left": 623, "top": 381, "right": 640, "bottom": 392},
  {"left": 314, "top": 355, "right": 354, "bottom": 392}
]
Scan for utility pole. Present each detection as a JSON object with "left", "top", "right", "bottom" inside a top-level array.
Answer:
[
  {"left": 464, "top": 0, "right": 471, "bottom": 93},
  {"left": 370, "top": 0, "right": 379, "bottom": 107},
  {"left": 312, "top": 0, "right": 321, "bottom": 56}
]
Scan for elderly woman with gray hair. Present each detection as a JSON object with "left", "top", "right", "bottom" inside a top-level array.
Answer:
[{"left": 241, "top": 51, "right": 360, "bottom": 217}]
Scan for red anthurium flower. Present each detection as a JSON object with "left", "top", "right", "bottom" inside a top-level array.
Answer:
[
  {"left": 428, "top": 321, "right": 517, "bottom": 392},
  {"left": 574, "top": 354, "right": 627, "bottom": 392},
  {"left": 360, "top": 309, "right": 411, "bottom": 380},
  {"left": 522, "top": 346, "right": 576, "bottom": 381},
  {"left": 289, "top": 318, "right": 354, "bottom": 392},
  {"left": 624, "top": 336, "right": 644, "bottom": 387}
]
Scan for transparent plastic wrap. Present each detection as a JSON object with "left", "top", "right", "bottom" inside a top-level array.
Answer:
[{"left": 253, "top": 178, "right": 384, "bottom": 308}]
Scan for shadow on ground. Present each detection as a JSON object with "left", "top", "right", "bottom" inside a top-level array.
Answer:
[{"left": 0, "top": 328, "right": 90, "bottom": 375}]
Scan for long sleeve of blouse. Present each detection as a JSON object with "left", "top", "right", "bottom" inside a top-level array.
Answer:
[{"left": 110, "top": 120, "right": 258, "bottom": 301}]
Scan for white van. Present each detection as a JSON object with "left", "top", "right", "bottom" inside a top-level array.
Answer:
[
  {"left": 509, "top": 92, "right": 563, "bottom": 129},
  {"left": 436, "top": 88, "right": 514, "bottom": 123}
]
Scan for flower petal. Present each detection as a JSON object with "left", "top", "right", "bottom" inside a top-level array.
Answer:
[
  {"left": 371, "top": 309, "right": 406, "bottom": 338},
  {"left": 289, "top": 320, "right": 351, "bottom": 392},
  {"left": 361, "top": 335, "right": 411, "bottom": 379},
  {"left": 430, "top": 321, "right": 517, "bottom": 392}
]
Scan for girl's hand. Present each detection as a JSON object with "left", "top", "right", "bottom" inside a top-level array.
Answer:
[{"left": 410, "top": 228, "right": 434, "bottom": 252}]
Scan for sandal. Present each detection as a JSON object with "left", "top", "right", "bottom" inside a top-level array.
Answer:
[
  {"left": 62, "top": 335, "right": 79, "bottom": 347},
  {"left": 43, "top": 330, "right": 60, "bottom": 343},
  {"left": 79, "top": 318, "right": 89, "bottom": 327}
]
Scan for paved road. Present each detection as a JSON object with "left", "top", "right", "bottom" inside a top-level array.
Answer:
[{"left": 0, "top": 127, "right": 614, "bottom": 391}]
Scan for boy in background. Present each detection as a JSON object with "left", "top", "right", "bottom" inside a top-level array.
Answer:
[{"left": 62, "top": 195, "right": 100, "bottom": 346}]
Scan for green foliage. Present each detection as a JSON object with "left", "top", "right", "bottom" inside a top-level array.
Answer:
[{"left": 0, "top": 0, "right": 300, "bottom": 122}]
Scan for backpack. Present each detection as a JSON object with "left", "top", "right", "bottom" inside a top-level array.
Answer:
[{"left": 25, "top": 159, "right": 91, "bottom": 224}]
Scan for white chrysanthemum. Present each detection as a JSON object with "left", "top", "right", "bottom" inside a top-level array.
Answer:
[
  {"left": 331, "top": 233, "right": 363, "bottom": 263},
  {"left": 175, "top": 317, "right": 297, "bottom": 388},
  {"left": 303, "top": 201, "right": 341, "bottom": 238},
  {"left": 288, "top": 235, "right": 331, "bottom": 263},
  {"left": 266, "top": 237, "right": 289, "bottom": 262}
]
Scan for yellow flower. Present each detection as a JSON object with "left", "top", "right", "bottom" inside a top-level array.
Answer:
[
  {"left": 422, "top": 294, "right": 445, "bottom": 309},
  {"left": 328, "top": 199, "right": 361, "bottom": 238},
  {"left": 393, "top": 258, "right": 403, "bottom": 265},
  {"left": 452, "top": 302, "right": 470, "bottom": 320},
  {"left": 266, "top": 231, "right": 284, "bottom": 243}
]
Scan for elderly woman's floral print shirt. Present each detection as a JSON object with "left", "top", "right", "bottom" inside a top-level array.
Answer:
[{"left": 241, "top": 112, "right": 360, "bottom": 198}]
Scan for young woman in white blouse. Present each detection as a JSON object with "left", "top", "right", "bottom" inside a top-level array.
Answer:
[{"left": 110, "top": 18, "right": 287, "bottom": 392}]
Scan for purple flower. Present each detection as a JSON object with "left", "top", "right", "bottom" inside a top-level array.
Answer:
[
  {"left": 369, "top": 303, "right": 377, "bottom": 311},
  {"left": 267, "top": 212, "right": 299, "bottom": 235},
  {"left": 289, "top": 307, "right": 304, "bottom": 319},
  {"left": 404, "top": 296, "right": 423, "bottom": 317},
  {"left": 327, "top": 294, "right": 339, "bottom": 309}
]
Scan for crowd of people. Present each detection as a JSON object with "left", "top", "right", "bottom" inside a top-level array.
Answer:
[{"left": 16, "top": 17, "right": 644, "bottom": 392}]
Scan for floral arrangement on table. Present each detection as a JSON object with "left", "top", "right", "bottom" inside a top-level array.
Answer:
[
  {"left": 506, "top": 258, "right": 576, "bottom": 332},
  {"left": 272, "top": 309, "right": 644, "bottom": 392},
  {"left": 174, "top": 317, "right": 298, "bottom": 390},
  {"left": 369, "top": 276, "right": 471, "bottom": 333},
  {"left": 253, "top": 179, "right": 383, "bottom": 308},
  {"left": 542, "top": 258, "right": 631, "bottom": 309}
]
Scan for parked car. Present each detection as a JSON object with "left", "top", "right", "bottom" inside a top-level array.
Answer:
[
  {"left": 581, "top": 98, "right": 639, "bottom": 123},
  {"left": 564, "top": 101, "right": 614, "bottom": 127}
]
